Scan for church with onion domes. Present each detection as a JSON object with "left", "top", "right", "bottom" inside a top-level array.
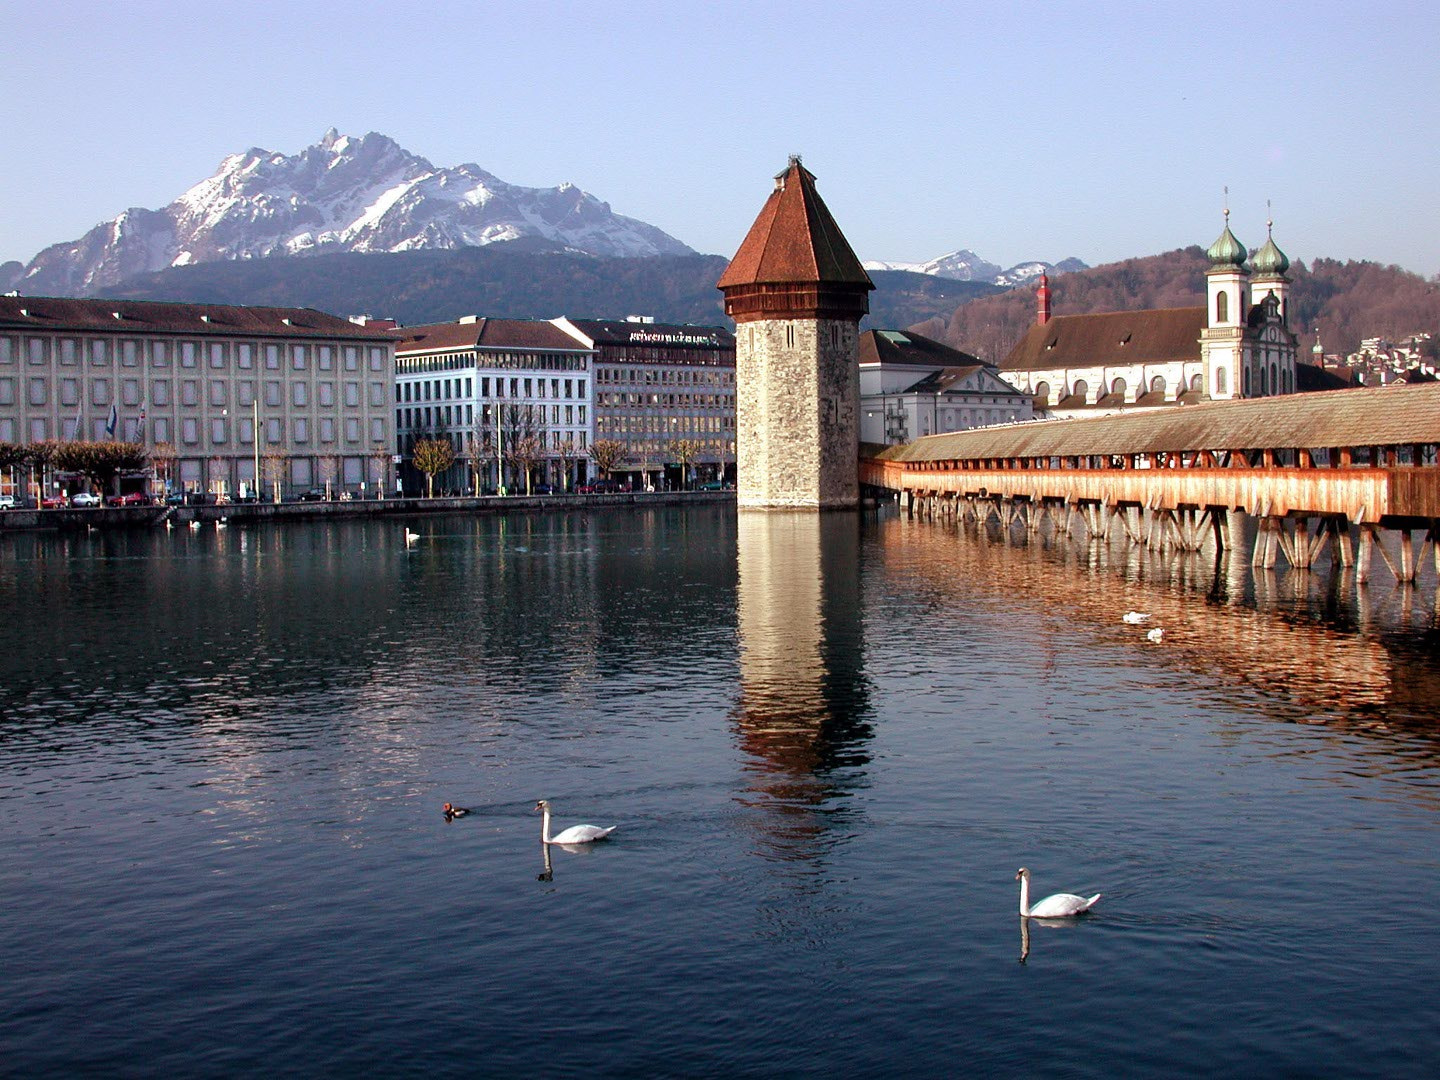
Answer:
[{"left": 996, "top": 211, "right": 1333, "bottom": 419}]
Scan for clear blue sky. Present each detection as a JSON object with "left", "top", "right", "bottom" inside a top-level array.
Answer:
[{"left": 3, "top": 0, "right": 1437, "bottom": 276}]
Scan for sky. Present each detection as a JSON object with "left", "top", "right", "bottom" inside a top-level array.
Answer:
[{"left": 3, "top": 0, "right": 1437, "bottom": 277}]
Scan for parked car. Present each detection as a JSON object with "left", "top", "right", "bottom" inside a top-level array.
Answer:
[
  {"left": 41, "top": 494, "right": 67, "bottom": 509},
  {"left": 0, "top": 494, "right": 15, "bottom": 510},
  {"left": 530, "top": 484, "right": 555, "bottom": 496},
  {"left": 108, "top": 492, "right": 150, "bottom": 507},
  {"left": 70, "top": 492, "right": 102, "bottom": 508},
  {"left": 296, "top": 489, "right": 329, "bottom": 502}
]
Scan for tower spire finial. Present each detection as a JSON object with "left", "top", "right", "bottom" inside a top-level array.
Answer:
[
  {"left": 1223, "top": 185, "right": 1230, "bottom": 222},
  {"left": 1267, "top": 198, "right": 1274, "bottom": 236}
]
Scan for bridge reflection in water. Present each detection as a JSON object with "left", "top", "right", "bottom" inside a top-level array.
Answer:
[
  {"left": 733, "top": 511, "right": 873, "bottom": 868},
  {"left": 886, "top": 506, "right": 1440, "bottom": 779}
]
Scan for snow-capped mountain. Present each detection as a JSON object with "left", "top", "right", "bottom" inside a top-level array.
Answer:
[
  {"left": 863, "top": 249, "right": 1087, "bottom": 287},
  {"left": 14, "top": 130, "right": 695, "bottom": 296}
]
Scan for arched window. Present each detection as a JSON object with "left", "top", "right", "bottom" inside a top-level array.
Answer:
[
  {"left": 1216, "top": 291, "right": 1229, "bottom": 323},
  {"left": 1260, "top": 366, "right": 1268, "bottom": 395},
  {"left": 1034, "top": 381, "right": 1050, "bottom": 404},
  {"left": 1110, "top": 377, "right": 1126, "bottom": 399},
  {"left": 1243, "top": 368, "right": 1251, "bottom": 396},
  {"left": 1071, "top": 379, "right": 1088, "bottom": 402},
  {"left": 1271, "top": 363, "right": 1279, "bottom": 395},
  {"left": 1150, "top": 375, "right": 1166, "bottom": 396},
  {"left": 1215, "top": 367, "right": 1227, "bottom": 395},
  {"left": 1190, "top": 373, "right": 1204, "bottom": 392}
]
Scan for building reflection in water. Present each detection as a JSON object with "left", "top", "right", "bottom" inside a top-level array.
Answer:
[{"left": 732, "top": 511, "right": 874, "bottom": 871}]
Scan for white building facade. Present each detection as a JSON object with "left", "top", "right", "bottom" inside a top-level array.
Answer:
[
  {"left": 858, "top": 329, "right": 1033, "bottom": 444},
  {"left": 999, "top": 218, "right": 1301, "bottom": 417},
  {"left": 392, "top": 317, "right": 594, "bottom": 494}
]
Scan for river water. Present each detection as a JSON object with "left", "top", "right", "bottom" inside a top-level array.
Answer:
[{"left": 2, "top": 506, "right": 1439, "bottom": 1077}]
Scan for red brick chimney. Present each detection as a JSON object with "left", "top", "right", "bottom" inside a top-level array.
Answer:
[{"left": 1036, "top": 272, "right": 1052, "bottom": 325}]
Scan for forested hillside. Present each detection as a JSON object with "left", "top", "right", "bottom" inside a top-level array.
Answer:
[
  {"left": 94, "top": 247, "right": 998, "bottom": 330},
  {"left": 910, "top": 248, "right": 1440, "bottom": 362}
]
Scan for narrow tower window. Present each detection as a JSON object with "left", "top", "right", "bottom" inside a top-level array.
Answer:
[{"left": 1216, "top": 291, "right": 1229, "bottom": 323}]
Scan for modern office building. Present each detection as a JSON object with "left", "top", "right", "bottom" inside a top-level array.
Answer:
[
  {"left": 553, "top": 316, "right": 736, "bottom": 489},
  {"left": 391, "top": 317, "right": 594, "bottom": 494},
  {"left": 0, "top": 296, "right": 395, "bottom": 498}
]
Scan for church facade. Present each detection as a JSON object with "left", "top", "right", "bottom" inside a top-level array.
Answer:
[{"left": 998, "top": 215, "right": 1302, "bottom": 417}]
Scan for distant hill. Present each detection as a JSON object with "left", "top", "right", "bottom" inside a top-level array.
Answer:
[
  {"left": 910, "top": 247, "right": 1440, "bottom": 361},
  {"left": 93, "top": 247, "right": 1000, "bottom": 330}
]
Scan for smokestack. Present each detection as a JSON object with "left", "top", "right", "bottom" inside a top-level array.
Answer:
[{"left": 1036, "top": 272, "right": 1052, "bottom": 325}]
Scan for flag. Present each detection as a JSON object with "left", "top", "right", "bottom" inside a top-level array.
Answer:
[
  {"left": 105, "top": 403, "right": 118, "bottom": 438},
  {"left": 133, "top": 409, "right": 147, "bottom": 445}
]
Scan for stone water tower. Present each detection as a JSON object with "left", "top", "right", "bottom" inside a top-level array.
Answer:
[{"left": 718, "top": 158, "right": 874, "bottom": 510}]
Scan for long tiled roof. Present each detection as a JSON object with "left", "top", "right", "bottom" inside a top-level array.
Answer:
[
  {"left": 0, "top": 295, "right": 391, "bottom": 340},
  {"left": 393, "top": 318, "right": 587, "bottom": 354},
  {"left": 858, "top": 328, "right": 985, "bottom": 367},
  {"left": 1001, "top": 308, "right": 1206, "bottom": 371},
  {"left": 717, "top": 159, "right": 873, "bottom": 290},
  {"left": 878, "top": 382, "right": 1440, "bottom": 461}
]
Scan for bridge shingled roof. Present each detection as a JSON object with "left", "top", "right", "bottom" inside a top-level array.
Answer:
[{"left": 877, "top": 382, "right": 1440, "bottom": 462}]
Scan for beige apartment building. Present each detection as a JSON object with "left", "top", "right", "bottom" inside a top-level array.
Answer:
[{"left": 0, "top": 296, "right": 395, "bottom": 498}]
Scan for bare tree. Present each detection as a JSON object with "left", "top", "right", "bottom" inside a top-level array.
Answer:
[
  {"left": 412, "top": 437, "right": 455, "bottom": 498},
  {"left": 370, "top": 447, "right": 390, "bottom": 500},
  {"left": 261, "top": 449, "right": 288, "bottom": 503},
  {"left": 671, "top": 438, "right": 702, "bottom": 490},
  {"left": 499, "top": 403, "right": 546, "bottom": 494},
  {"left": 318, "top": 453, "right": 341, "bottom": 499},
  {"left": 554, "top": 436, "right": 578, "bottom": 491},
  {"left": 588, "top": 438, "right": 629, "bottom": 481},
  {"left": 150, "top": 441, "right": 177, "bottom": 498}
]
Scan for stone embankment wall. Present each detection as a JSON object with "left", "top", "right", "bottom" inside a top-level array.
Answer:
[{"left": 0, "top": 491, "right": 734, "bottom": 532}]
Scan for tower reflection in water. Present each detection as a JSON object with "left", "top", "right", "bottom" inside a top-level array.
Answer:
[{"left": 732, "top": 511, "right": 874, "bottom": 868}]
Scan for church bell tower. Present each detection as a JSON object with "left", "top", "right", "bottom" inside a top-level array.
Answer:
[{"left": 718, "top": 158, "right": 874, "bottom": 510}]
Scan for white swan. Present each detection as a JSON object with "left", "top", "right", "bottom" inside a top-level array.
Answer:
[
  {"left": 405, "top": 528, "right": 419, "bottom": 545},
  {"left": 1016, "top": 867, "right": 1100, "bottom": 917},
  {"left": 1122, "top": 611, "right": 1151, "bottom": 624},
  {"left": 536, "top": 799, "right": 615, "bottom": 844},
  {"left": 188, "top": 520, "right": 201, "bottom": 530},
  {"left": 215, "top": 518, "right": 227, "bottom": 529},
  {"left": 1146, "top": 627, "right": 1164, "bottom": 643}
]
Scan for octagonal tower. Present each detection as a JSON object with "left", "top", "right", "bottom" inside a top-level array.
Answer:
[{"left": 718, "top": 158, "right": 874, "bottom": 510}]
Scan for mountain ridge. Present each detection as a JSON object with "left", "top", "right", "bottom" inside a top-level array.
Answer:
[{"left": 10, "top": 130, "right": 694, "bottom": 296}]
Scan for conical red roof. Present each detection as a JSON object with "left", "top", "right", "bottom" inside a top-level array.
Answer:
[{"left": 718, "top": 158, "right": 873, "bottom": 290}]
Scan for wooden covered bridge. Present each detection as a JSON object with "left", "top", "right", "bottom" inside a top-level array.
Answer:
[{"left": 859, "top": 382, "right": 1440, "bottom": 583}]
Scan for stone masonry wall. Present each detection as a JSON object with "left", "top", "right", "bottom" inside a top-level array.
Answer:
[{"left": 736, "top": 317, "right": 859, "bottom": 509}]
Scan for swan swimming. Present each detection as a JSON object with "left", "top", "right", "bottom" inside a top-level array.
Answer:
[
  {"left": 536, "top": 799, "right": 615, "bottom": 844},
  {"left": 405, "top": 528, "right": 419, "bottom": 545},
  {"left": 1146, "top": 627, "right": 1164, "bottom": 643},
  {"left": 1016, "top": 867, "right": 1100, "bottom": 918},
  {"left": 1122, "top": 611, "right": 1151, "bottom": 624}
]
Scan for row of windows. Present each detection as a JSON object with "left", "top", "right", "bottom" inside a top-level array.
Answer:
[
  {"left": 595, "top": 346, "right": 731, "bottom": 366},
  {"left": 399, "top": 428, "right": 591, "bottom": 453},
  {"left": 397, "top": 402, "right": 589, "bottom": 431},
  {"left": 597, "top": 391, "right": 734, "bottom": 409},
  {"left": 1034, "top": 373, "right": 1207, "bottom": 403},
  {"left": 0, "top": 336, "right": 388, "bottom": 373},
  {"left": 595, "top": 366, "right": 734, "bottom": 385},
  {"left": 0, "top": 415, "right": 386, "bottom": 446},
  {"left": 396, "top": 375, "right": 587, "bottom": 403},
  {"left": 597, "top": 416, "right": 732, "bottom": 435},
  {"left": 395, "top": 351, "right": 590, "bottom": 375},
  {"left": 1, "top": 376, "right": 386, "bottom": 411}
]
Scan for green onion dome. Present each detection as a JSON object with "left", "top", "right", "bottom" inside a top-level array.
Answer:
[
  {"left": 1251, "top": 229, "right": 1290, "bottom": 277},
  {"left": 1206, "top": 214, "right": 1247, "bottom": 268}
]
